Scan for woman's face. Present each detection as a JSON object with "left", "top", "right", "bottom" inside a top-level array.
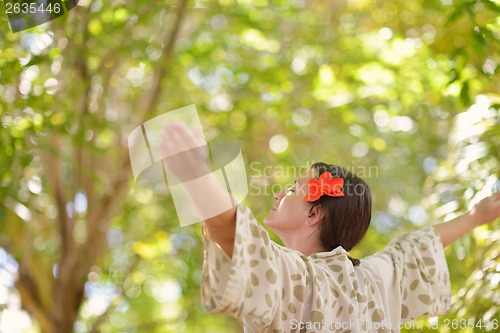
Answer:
[{"left": 263, "top": 168, "right": 317, "bottom": 233}]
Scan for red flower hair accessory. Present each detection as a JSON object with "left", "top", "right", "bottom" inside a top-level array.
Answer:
[{"left": 305, "top": 172, "right": 345, "bottom": 202}]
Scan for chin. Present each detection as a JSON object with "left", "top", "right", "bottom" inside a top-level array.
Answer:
[
  {"left": 263, "top": 215, "right": 270, "bottom": 226},
  {"left": 263, "top": 215, "right": 274, "bottom": 228}
]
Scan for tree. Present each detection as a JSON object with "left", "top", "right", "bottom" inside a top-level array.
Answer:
[
  {"left": 0, "top": 0, "right": 498, "bottom": 332},
  {"left": 1, "top": 0, "right": 193, "bottom": 331}
]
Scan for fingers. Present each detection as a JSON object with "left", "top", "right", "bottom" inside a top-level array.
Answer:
[
  {"left": 159, "top": 125, "right": 180, "bottom": 158},
  {"left": 159, "top": 122, "right": 206, "bottom": 158},
  {"left": 158, "top": 122, "right": 212, "bottom": 182},
  {"left": 483, "top": 191, "right": 500, "bottom": 207},
  {"left": 164, "top": 122, "right": 205, "bottom": 147},
  {"left": 475, "top": 191, "right": 500, "bottom": 224}
]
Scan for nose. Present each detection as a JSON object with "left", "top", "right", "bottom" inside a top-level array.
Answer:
[{"left": 274, "top": 189, "right": 285, "bottom": 203}]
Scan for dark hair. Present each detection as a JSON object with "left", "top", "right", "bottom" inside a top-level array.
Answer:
[{"left": 309, "top": 162, "right": 372, "bottom": 266}]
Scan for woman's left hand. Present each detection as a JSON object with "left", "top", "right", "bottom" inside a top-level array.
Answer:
[{"left": 468, "top": 191, "right": 500, "bottom": 226}]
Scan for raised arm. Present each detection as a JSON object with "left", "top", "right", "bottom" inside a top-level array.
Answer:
[
  {"left": 434, "top": 191, "right": 500, "bottom": 247},
  {"left": 159, "top": 122, "right": 237, "bottom": 257}
]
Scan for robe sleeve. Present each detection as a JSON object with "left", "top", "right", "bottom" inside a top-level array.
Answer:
[
  {"left": 201, "top": 204, "right": 282, "bottom": 325},
  {"left": 362, "top": 226, "right": 451, "bottom": 322}
]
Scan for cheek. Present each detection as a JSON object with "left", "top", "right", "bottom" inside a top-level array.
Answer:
[
  {"left": 282, "top": 198, "right": 308, "bottom": 217},
  {"left": 279, "top": 197, "right": 295, "bottom": 211}
]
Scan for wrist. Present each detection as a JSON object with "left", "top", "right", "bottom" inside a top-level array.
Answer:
[{"left": 465, "top": 211, "right": 483, "bottom": 228}]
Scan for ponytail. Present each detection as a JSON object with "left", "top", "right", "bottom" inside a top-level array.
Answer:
[{"left": 347, "top": 256, "right": 360, "bottom": 266}]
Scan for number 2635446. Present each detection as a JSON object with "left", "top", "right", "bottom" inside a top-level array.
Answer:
[
  {"left": 5, "top": 2, "right": 62, "bottom": 15},
  {"left": 442, "top": 319, "right": 498, "bottom": 330}
]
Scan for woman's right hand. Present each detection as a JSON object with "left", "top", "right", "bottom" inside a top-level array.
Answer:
[
  {"left": 159, "top": 122, "right": 237, "bottom": 253},
  {"left": 158, "top": 122, "right": 211, "bottom": 182}
]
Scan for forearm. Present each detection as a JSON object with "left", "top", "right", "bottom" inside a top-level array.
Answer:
[
  {"left": 434, "top": 192, "right": 500, "bottom": 247},
  {"left": 158, "top": 122, "right": 238, "bottom": 256},
  {"left": 433, "top": 213, "right": 478, "bottom": 248},
  {"left": 182, "top": 173, "right": 237, "bottom": 256}
]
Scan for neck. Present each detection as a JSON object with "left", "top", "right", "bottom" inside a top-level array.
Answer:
[{"left": 279, "top": 228, "right": 325, "bottom": 256}]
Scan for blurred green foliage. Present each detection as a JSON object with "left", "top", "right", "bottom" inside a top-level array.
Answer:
[{"left": 0, "top": 0, "right": 499, "bottom": 332}]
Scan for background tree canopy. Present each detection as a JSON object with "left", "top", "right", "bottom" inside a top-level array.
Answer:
[{"left": 0, "top": 0, "right": 499, "bottom": 332}]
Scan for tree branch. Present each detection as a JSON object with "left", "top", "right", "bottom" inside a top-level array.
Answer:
[
  {"left": 88, "top": 254, "right": 142, "bottom": 333},
  {"left": 138, "top": 0, "right": 189, "bottom": 121},
  {"left": 17, "top": 265, "right": 54, "bottom": 333},
  {"left": 79, "top": 0, "right": 190, "bottom": 279},
  {"left": 39, "top": 134, "right": 71, "bottom": 258},
  {"left": 78, "top": 159, "right": 131, "bottom": 279}
]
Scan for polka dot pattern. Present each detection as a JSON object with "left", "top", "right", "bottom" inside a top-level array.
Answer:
[{"left": 201, "top": 204, "right": 451, "bottom": 332}]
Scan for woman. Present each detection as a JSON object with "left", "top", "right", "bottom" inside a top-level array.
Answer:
[{"left": 159, "top": 123, "right": 500, "bottom": 332}]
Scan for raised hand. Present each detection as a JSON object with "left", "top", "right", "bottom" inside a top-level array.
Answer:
[
  {"left": 434, "top": 191, "right": 500, "bottom": 247},
  {"left": 158, "top": 122, "right": 211, "bottom": 183},
  {"left": 468, "top": 191, "right": 500, "bottom": 227}
]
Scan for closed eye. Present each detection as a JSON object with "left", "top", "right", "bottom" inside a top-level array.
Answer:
[{"left": 286, "top": 179, "right": 298, "bottom": 194}]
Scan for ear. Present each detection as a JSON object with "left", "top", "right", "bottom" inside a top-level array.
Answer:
[{"left": 306, "top": 205, "right": 323, "bottom": 227}]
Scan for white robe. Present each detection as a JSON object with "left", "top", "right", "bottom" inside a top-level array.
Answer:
[{"left": 201, "top": 204, "right": 451, "bottom": 332}]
